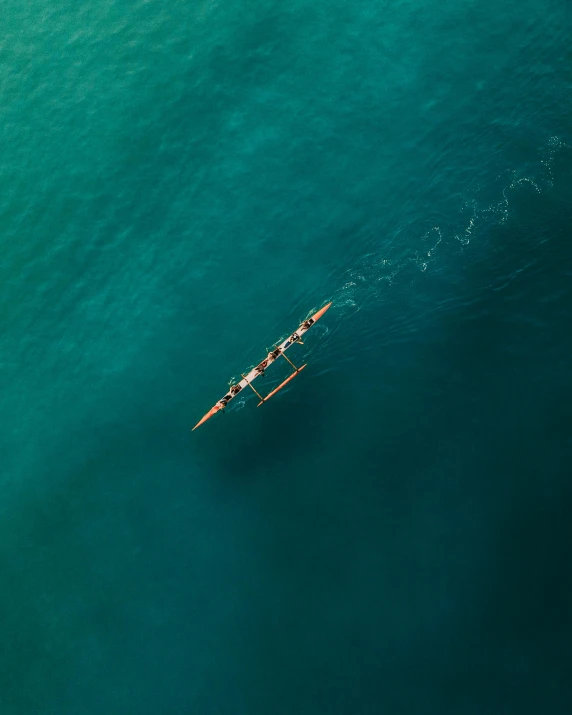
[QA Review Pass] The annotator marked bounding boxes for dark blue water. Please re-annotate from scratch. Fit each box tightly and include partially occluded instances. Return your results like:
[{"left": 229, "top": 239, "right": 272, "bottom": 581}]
[{"left": 1, "top": 1, "right": 571, "bottom": 713}]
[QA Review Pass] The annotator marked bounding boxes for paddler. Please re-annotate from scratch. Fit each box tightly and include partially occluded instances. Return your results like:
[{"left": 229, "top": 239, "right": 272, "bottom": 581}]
[{"left": 256, "top": 359, "right": 268, "bottom": 376}]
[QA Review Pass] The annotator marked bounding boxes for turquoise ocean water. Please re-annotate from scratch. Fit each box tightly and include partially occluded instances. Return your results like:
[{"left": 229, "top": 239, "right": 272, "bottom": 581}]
[{"left": 1, "top": 1, "right": 571, "bottom": 713}]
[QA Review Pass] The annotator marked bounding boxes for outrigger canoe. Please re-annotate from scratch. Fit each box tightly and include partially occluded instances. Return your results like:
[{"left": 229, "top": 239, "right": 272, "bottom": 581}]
[{"left": 192, "top": 302, "right": 332, "bottom": 430}]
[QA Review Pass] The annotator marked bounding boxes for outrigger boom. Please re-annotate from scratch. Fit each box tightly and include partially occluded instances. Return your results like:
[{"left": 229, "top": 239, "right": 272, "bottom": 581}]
[{"left": 192, "top": 302, "right": 332, "bottom": 430}]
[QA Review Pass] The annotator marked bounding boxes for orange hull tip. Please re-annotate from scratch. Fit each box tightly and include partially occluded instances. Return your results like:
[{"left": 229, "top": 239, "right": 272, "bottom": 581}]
[
  {"left": 192, "top": 406, "right": 219, "bottom": 431},
  {"left": 310, "top": 302, "right": 333, "bottom": 322}
]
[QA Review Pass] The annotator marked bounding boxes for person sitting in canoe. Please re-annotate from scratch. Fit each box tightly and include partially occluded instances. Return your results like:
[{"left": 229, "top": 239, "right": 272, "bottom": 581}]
[
  {"left": 217, "top": 394, "right": 231, "bottom": 410},
  {"left": 302, "top": 318, "right": 313, "bottom": 330},
  {"left": 255, "top": 359, "right": 268, "bottom": 376},
  {"left": 290, "top": 332, "right": 303, "bottom": 344},
  {"left": 230, "top": 384, "right": 242, "bottom": 396}
]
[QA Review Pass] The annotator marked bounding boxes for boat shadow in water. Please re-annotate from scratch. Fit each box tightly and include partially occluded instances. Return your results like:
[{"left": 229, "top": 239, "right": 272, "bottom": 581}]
[{"left": 197, "top": 371, "right": 333, "bottom": 484}]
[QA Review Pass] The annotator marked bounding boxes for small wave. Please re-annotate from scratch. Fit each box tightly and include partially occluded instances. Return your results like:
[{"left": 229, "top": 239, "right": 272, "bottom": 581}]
[
  {"left": 233, "top": 397, "right": 246, "bottom": 411},
  {"left": 295, "top": 134, "right": 570, "bottom": 374}
]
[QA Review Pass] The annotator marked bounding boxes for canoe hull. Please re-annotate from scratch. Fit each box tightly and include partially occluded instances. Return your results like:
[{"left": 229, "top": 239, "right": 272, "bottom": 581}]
[{"left": 193, "top": 302, "right": 332, "bottom": 429}]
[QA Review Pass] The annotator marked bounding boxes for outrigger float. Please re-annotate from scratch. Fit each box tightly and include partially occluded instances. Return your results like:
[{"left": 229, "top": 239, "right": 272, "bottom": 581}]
[{"left": 192, "top": 302, "right": 332, "bottom": 431}]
